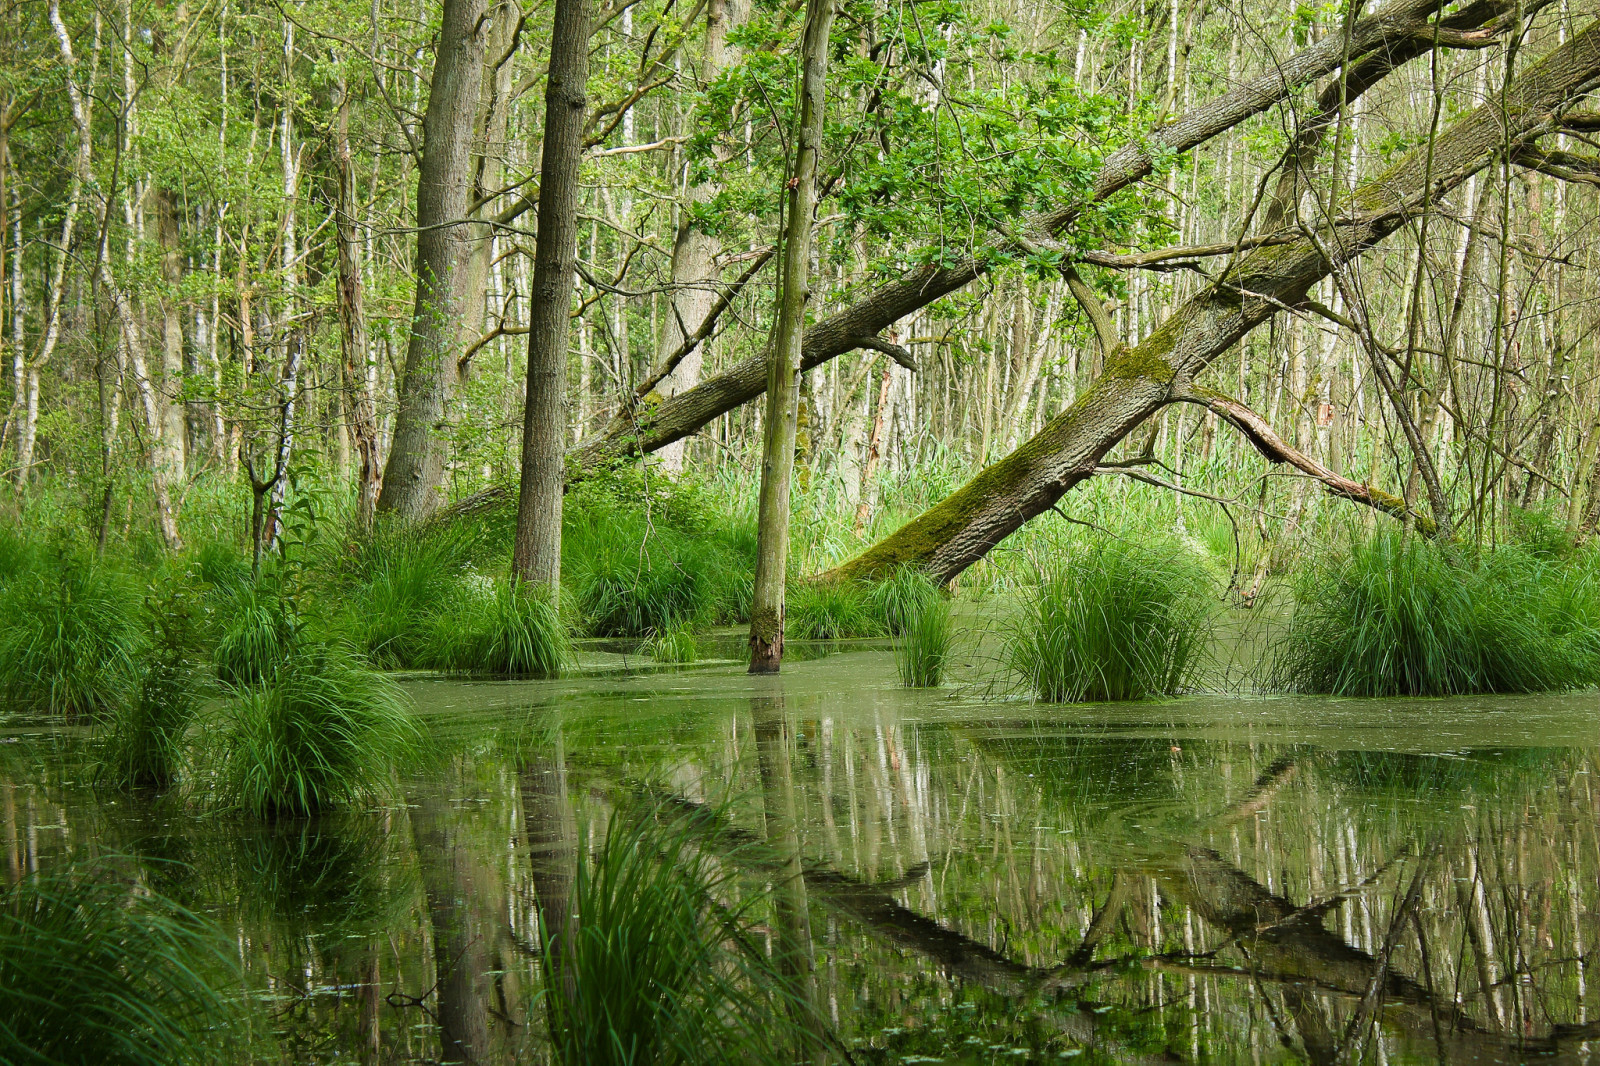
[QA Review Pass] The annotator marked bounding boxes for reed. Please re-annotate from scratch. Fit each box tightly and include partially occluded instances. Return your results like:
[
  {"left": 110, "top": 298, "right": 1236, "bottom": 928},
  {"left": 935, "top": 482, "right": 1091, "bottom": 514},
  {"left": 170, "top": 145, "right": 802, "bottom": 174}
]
[
  {"left": 218, "top": 646, "right": 419, "bottom": 818},
  {"left": 540, "top": 799, "right": 812, "bottom": 1066},
  {"left": 335, "top": 524, "right": 478, "bottom": 669},
  {"left": 786, "top": 579, "right": 883, "bottom": 640},
  {"left": 0, "top": 865, "right": 238, "bottom": 1065},
  {"left": 643, "top": 622, "right": 699, "bottom": 664},
  {"left": 894, "top": 574, "right": 953, "bottom": 687},
  {"left": 1007, "top": 537, "right": 1213, "bottom": 702},
  {"left": 0, "top": 557, "right": 143, "bottom": 719},
  {"left": 1267, "top": 532, "right": 1600, "bottom": 696},
  {"left": 212, "top": 579, "right": 298, "bottom": 687},
  {"left": 434, "top": 577, "right": 571, "bottom": 679}
]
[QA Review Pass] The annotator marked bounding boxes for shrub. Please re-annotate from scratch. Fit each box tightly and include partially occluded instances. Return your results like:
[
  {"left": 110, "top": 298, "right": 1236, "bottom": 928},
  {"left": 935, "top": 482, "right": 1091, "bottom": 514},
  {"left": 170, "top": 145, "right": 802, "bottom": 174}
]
[
  {"left": 894, "top": 576, "right": 953, "bottom": 687},
  {"left": 0, "top": 557, "right": 143, "bottom": 719},
  {"left": 540, "top": 800, "right": 814, "bottom": 1066},
  {"left": 218, "top": 646, "right": 419, "bottom": 818},
  {"left": 1007, "top": 537, "right": 1213, "bottom": 702},
  {"left": 786, "top": 580, "right": 883, "bottom": 640},
  {"left": 434, "top": 578, "right": 570, "bottom": 679},
  {"left": 0, "top": 865, "right": 237, "bottom": 1065},
  {"left": 1267, "top": 533, "right": 1600, "bottom": 696}
]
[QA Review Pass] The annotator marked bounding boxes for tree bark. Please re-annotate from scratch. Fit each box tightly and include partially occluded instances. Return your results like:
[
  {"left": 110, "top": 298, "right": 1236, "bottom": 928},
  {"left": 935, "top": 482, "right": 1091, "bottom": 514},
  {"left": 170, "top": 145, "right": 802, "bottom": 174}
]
[
  {"left": 333, "top": 81, "right": 383, "bottom": 529},
  {"left": 512, "top": 0, "right": 591, "bottom": 590},
  {"left": 748, "top": 0, "right": 834, "bottom": 673},
  {"left": 826, "top": 20, "right": 1600, "bottom": 584},
  {"left": 376, "top": 0, "right": 488, "bottom": 520},
  {"left": 153, "top": 186, "right": 189, "bottom": 481}
]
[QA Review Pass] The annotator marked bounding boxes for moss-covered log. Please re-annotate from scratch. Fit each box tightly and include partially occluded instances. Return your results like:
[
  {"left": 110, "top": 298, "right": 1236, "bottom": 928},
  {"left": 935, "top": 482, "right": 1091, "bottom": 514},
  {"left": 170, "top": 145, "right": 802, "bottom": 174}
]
[{"left": 826, "top": 20, "right": 1600, "bottom": 584}]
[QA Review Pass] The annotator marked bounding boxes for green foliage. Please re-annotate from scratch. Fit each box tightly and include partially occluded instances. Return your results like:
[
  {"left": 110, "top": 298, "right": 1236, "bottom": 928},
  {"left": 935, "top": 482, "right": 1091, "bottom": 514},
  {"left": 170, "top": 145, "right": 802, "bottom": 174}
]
[
  {"left": 1267, "top": 533, "right": 1600, "bottom": 697},
  {"left": 435, "top": 578, "right": 571, "bottom": 679},
  {"left": 868, "top": 567, "right": 942, "bottom": 636},
  {"left": 891, "top": 574, "right": 954, "bottom": 687},
  {"left": 541, "top": 799, "right": 813, "bottom": 1066},
  {"left": 1007, "top": 537, "right": 1213, "bottom": 702},
  {"left": 335, "top": 525, "right": 479, "bottom": 669},
  {"left": 98, "top": 592, "right": 205, "bottom": 792},
  {"left": 217, "top": 646, "right": 419, "bottom": 818},
  {"left": 0, "top": 865, "right": 238, "bottom": 1065},
  {"left": 0, "top": 556, "right": 144, "bottom": 719},
  {"left": 786, "top": 580, "right": 884, "bottom": 641}
]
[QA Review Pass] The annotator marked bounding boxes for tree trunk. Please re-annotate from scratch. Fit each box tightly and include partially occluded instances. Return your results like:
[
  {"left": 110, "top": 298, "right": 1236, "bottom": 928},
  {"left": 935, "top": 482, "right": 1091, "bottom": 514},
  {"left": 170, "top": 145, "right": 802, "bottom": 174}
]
[
  {"left": 827, "top": 21, "right": 1600, "bottom": 584},
  {"left": 153, "top": 187, "right": 189, "bottom": 482},
  {"left": 333, "top": 82, "right": 382, "bottom": 529},
  {"left": 376, "top": 0, "right": 488, "bottom": 520},
  {"left": 747, "top": 0, "right": 834, "bottom": 673},
  {"left": 512, "top": 0, "right": 591, "bottom": 591}
]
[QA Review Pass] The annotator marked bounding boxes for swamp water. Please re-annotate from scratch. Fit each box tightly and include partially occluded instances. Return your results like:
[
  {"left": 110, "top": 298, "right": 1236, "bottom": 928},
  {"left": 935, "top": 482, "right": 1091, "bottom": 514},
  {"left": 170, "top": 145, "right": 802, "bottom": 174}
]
[{"left": 3, "top": 644, "right": 1599, "bottom": 1065}]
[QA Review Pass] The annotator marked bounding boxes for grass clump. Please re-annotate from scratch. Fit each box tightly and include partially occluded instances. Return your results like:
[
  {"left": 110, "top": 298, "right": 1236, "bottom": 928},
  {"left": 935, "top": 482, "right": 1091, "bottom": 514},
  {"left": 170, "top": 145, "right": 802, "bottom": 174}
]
[
  {"left": 435, "top": 577, "right": 570, "bottom": 679},
  {"left": 890, "top": 573, "right": 953, "bottom": 687},
  {"left": 334, "top": 525, "right": 478, "bottom": 669},
  {"left": 98, "top": 599, "right": 205, "bottom": 793},
  {"left": 218, "top": 646, "right": 419, "bottom": 818},
  {"left": 213, "top": 579, "right": 298, "bottom": 687},
  {"left": 0, "top": 864, "right": 238, "bottom": 1065},
  {"left": 0, "top": 556, "right": 143, "bottom": 719},
  {"left": 786, "top": 579, "right": 883, "bottom": 640},
  {"left": 1007, "top": 537, "right": 1213, "bottom": 702},
  {"left": 643, "top": 622, "right": 698, "bottom": 664},
  {"left": 540, "top": 800, "right": 813, "bottom": 1066},
  {"left": 1267, "top": 532, "right": 1600, "bottom": 697}
]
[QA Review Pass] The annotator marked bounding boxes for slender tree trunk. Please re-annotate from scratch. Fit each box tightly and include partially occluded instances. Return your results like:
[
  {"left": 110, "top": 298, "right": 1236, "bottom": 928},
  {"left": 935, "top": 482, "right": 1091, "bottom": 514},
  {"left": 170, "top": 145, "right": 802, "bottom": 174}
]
[
  {"left": 333, "top": 81, "right": 382, "bottom": 528},
  {"left": 153, "top": 186, "right": 189, "bottom": 481},
  {"left": 512, "top": 0, "right": 591, "bottom": 591},
  {"left": 747, "top": 0, "right": 834, "bottom": 673},
  {"left": 376, "top": 0, "right": 488, "bottom": 520}
]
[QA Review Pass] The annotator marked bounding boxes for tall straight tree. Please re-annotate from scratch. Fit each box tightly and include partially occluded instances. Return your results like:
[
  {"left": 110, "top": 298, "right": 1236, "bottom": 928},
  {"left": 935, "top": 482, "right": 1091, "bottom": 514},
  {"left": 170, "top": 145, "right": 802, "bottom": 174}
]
[
  {"left": 375, "top": 0, "right": 487, "bottom": 520},
  {"left": 747, "top": 0, "right": 835, "bottom": 673},
  {"left": 512, "top": 0, "right": 591, "bottom": 591}
]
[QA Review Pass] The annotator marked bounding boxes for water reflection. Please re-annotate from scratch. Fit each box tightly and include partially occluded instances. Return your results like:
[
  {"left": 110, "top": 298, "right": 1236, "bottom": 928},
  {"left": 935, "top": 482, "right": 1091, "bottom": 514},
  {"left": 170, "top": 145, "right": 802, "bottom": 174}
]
[{"left": 4, "top": 656, "right": 1599, "bottom": 1063}]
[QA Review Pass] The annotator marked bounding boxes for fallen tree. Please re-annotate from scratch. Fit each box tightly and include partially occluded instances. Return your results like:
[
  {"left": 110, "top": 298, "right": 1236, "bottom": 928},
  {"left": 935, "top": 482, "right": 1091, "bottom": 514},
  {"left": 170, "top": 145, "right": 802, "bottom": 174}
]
[{"left": 825, "top": 16, "right": 1600, "bottom": 584}]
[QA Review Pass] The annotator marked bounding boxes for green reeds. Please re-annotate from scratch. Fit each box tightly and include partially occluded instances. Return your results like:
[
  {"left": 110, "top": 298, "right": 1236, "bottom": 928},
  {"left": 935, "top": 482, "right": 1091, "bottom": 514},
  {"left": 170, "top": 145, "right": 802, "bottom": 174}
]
[
  {"left": 218, "top": 646, "right": 419, "bottom": 818},
  {"left": 540, "top": 800, "right": 811, "bottom": 1066},
  {"left": 435, "top": 577, "right": 570, "bottom": 679},
  {"left": 0, "top": 865, "right": 238, "bottom": 1065},
  {"left": 99, "top": 591, "right": 206, "bottom": 792},
  {"left": 643, "top": 622, "right": 698, "bottom": 664},
  {"left": 891, "top": 573, "right": 953, "bottom": 687},
  {"left": 336, "top": 525, "right": 478, "bottom": 669},
  {"left": 0, "top": 557, "right": 143, "bottom": 718},
  {"left": 1007, "top": 537, "right": 1213, "bottom": 702},
  {"left": 1267, "top": 532, "right": 1600, "bottom": 696},
  {"left": 213, "top": 580, "right": 298, "bottom": 687},
  {"left": 786, "top": 579, "right": 883, "bottom": 640}
]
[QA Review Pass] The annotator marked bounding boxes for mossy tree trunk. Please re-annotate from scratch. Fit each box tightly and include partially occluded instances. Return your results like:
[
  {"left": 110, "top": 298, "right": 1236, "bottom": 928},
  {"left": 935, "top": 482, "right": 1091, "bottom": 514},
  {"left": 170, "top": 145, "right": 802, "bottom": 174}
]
[
  {"left": 747, "top": 0, "right": 834, "bottom": 673},
  {"left": 375, "top": 0, "right": 487, "bottom": 521},
  {"left": 513, "top": 0, "right": 591, "bottom": 592},
  {"left": 827, "top": 20, "right": 1600, "bottom": 584}
]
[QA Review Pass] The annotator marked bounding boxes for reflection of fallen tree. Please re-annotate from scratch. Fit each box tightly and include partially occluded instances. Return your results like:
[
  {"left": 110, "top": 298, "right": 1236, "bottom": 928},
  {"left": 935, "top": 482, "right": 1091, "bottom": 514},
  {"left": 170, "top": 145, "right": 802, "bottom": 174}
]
[{"left": 647, "top": 790, "right": 1182, "bottom": 1064}]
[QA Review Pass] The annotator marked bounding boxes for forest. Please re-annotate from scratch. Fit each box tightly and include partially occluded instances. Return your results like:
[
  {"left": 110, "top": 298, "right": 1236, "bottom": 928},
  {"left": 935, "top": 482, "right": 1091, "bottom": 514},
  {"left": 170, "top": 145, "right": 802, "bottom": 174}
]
[{"left": 5, "top": 0, "right": 1600, "bottom": 1061}]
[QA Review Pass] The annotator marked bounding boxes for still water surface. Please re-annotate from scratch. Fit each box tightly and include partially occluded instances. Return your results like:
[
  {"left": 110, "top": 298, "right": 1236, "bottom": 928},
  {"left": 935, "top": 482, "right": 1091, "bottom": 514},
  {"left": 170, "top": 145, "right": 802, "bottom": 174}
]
[{"left": 3, "top": 644, "right": 1598, "bottom": 1064}]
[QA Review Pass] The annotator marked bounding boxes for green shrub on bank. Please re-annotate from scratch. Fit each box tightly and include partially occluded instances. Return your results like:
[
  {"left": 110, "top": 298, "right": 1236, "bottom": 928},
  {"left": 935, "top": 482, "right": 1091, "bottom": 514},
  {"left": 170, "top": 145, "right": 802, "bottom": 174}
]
[
  {"left": 0, "top": 557, "right": 143, "bottom": 718},
  {"left": 892, "top": 573, "right": 953, "bottom": 687},
  {"left": 0, "top": 865, "right": 238, "bottom": 1065},
  {"left": 218, "top": 646, "right": 418, "bottom": 818},
  {"left": 434, "top": 578, "right": 570, "bottom": 679},
  {"left": 1008, "top": 537, "right": 1213, "bottom": 702},
  {"left": 1267, "top": 533, "right": 1600, "bottom": 696},
  {"left": 540, "top": 800, "right": 815, "bottom": 1066}
]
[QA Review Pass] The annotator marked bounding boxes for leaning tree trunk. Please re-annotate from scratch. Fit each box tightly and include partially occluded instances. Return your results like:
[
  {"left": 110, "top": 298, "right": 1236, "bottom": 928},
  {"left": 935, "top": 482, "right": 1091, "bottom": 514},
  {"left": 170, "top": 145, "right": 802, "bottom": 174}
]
[
  {"left": 825, "top": 18, "right": 1600, "bottom": 585},
  {"left": 512, "top": 0, "right": 591, "bottom": 591},
  {"left": 375, "top": 0, "right": 488, "bottom": 520},
  {"left": 747, "top": 0, "right": 834, "bottom": 673}
]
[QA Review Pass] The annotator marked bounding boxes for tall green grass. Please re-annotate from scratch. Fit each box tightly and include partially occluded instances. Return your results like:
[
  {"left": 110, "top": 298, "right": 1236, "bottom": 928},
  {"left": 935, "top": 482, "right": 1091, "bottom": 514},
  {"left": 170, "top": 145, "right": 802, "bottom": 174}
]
[
  {"left": 786, "top": 579, "right": 883, "bottom": 640},
  {"left": 433, "top": 577, "right": 570, "bottom": 679},
  {"left": 0, "top": 865, "right": 238, "bottom": 1064},
  {"left": 331, "top": 524, "right": 480, "bottom": 669},
  {"left": 0, "top": 557, "right": 144, "bottom": 719},
  {"left": 890, "top": 572, "right": 953, "bottom": 687},
  {"left": 218, "top": 646, "right": 419, "bottom": 818},
  {"left": 1267, "top": 533, "right": 1600, "bottom": 696},
  {"left": 540, "top": 800, "right": 813, "bottom": 1066},
  {"left": 1007, "top": 537, "right": 1213, "bottom": 702},
  {"left": 212, "top": 579, "right": 298, "bottom": 687}
]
